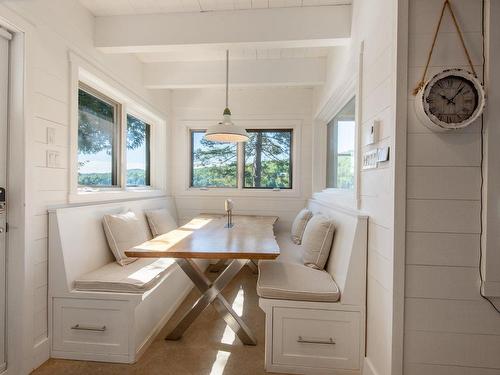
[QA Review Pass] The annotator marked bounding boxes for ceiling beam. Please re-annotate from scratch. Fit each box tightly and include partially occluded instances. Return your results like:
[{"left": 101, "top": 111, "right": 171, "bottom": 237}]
[
  {"left": 95, "top": 5, "right": 351, "bottom": 53},
  {"left": 143, "top": 58, "right": 326, "bottom": 89}
]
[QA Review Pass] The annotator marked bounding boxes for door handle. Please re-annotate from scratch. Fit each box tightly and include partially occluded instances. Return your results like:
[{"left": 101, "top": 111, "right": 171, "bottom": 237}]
[
  {"left": 297, "top": 336, "right": 336, "bottom": 345},
  {"left": 71, "top": 324, "right": 106, "bottom": 332}
]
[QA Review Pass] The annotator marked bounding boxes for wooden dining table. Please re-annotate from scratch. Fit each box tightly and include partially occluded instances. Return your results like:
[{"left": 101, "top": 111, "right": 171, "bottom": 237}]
[{"left": 125, "top": 214, "right": 280, "bottom": 346}]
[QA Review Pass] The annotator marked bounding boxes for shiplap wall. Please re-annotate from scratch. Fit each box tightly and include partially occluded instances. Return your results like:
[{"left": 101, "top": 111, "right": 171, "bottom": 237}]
[
  {"left": 2, "top": 0, "right": 169, "bottom": 370},
  {"left": 355, "top": 1, "right": 397, "bottom": 374},
  {"left": 313, "top": 0, "right": 399, "bottom": 374},
  {"left": 170, "top": 87, "right": 313, "bottom": 229},
  {"left": 404, "top": 1, "right": 500, "bottom": 374}
]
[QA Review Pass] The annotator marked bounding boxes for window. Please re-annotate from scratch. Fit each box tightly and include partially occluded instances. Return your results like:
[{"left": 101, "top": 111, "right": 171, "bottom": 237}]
[
  {"left": 78, "top": 86, "right": 120, "bottom": 187},
  {"left": 77, "top": 83, "right": 154, "bottom": 189},
  {"left": 190, "top": 130, "right": 238, "bottom": 188},
  {"left": 126, "top": 114, "right": 150, "bottom": 186},
  {"left": 326, "top": 98, "right": 355, "bottom": 190},
  {"left": 244, "top": 129, "right": 293, "bottom": 189},
  {"left": 189, "top": 128, "right": 294, "bottom": 190}
]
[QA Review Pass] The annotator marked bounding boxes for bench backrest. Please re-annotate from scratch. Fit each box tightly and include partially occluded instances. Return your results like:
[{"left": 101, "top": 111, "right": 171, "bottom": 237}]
[
  {"left": 307, "top": 198, "right": 368, "bottom": 306},
  {"left": 48, "top": 196, "right": 177, "bottom": 294}
]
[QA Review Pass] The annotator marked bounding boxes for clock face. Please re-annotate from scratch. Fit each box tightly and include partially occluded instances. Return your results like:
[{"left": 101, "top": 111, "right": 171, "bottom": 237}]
[{"left": 426, "top": 75, "right": 479, "bottom": 124}]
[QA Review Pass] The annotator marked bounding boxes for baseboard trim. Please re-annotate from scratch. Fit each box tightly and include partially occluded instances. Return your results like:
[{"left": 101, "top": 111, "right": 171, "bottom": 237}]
[
  {"left": 32, "top": 338, "right": 50, "bottom": 371},
  {"left": 363, "top": 358, "right": 380, "bottom": 375}
]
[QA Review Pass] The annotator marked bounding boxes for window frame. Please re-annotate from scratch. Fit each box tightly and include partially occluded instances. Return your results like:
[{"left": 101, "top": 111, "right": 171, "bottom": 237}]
[
  {"left": 69, "top": 51, "right": 167, "bottom": 203},
  {"left": 125, "top": 113, "right": 152, "bottom": 188},
  {"left": 182, "top": 120, "right": 301, "bottom": 197},
  {"left": 242, "top": 128, "right": 294, "bottom": 190},
  {"left": 77, "top": 82, "right": 122, "bottom": 188},
  {"left": 326, "top": 101, "right": 356, "bottom": 190},
  {"left": 189, "top": 129, "right": 239, "bottom": 189}
]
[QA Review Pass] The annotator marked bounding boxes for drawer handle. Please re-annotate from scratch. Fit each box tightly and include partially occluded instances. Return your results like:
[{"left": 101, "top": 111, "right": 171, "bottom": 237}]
[
  {"left": 297, "top": 336, "right": 335, "bottom": 345},
  {"left": 71, "top": 324, "right": 106, "bottom": 332}
]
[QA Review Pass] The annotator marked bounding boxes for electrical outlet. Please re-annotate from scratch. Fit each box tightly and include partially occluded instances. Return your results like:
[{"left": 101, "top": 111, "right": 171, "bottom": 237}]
[
  {"left": 47, "top": 127, "right": 56, "bottom": 145},
  {"left": 46, "top": 150, "right": 60, "bottom": 168}
]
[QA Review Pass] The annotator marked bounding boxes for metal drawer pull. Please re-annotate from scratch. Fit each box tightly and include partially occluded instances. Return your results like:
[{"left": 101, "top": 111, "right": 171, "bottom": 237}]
[
  {"left": 297, "top": 336, "right": 335, "bottom": 345},
  {"left": 71, "top": 324, "right": 106, "bottom": 332}
]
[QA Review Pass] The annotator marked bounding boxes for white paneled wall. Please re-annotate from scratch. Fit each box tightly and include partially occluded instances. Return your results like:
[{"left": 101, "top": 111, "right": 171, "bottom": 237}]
[
  {"left": 404, "top": 1, "right": 500, "bottom": 374},
  {"left": 2, "top": 0, "right": 169, "bottom": 371},
  {"left": 313, "top": 0, "right": 399, "bottom": 374},
  {"left": 171, "top": 87, "right": 313, "bottom": 229}
]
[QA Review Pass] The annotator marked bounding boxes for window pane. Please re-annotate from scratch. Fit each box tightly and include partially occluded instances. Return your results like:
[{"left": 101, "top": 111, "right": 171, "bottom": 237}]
[
  {"left": 326, "top": 97, "right": 355, "bottom": 189},
  {"left": 78, "top": 88, "right": 117, "bottom": 186},
  {"left": 191, "top": 131, "right": 237, "bottom": 188},
  {"left": 244, "top": 130, "right": 292, "bottom": 189},
  {"left": 126, "top": 114, "right": 150, "bottom": 186}
]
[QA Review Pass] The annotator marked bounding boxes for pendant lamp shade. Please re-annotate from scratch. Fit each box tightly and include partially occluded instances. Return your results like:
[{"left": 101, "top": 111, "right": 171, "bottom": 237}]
[{"left": 204, "top": 51, "right": 249, "bottom": 143}]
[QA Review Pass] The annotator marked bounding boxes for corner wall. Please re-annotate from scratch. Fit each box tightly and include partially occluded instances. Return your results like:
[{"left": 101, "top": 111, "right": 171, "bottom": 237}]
[
  {"left": 0, "top": 1, "right": 170, "bottom": 372},
  {"left": 313, "top": 0, "right": 402, "bottom": 374},
  {"left": 170, "top": 87, "right": 313, "bottom": 230},
  {"left": 404, "top": 1, "right": 500, "bottom": 374}
]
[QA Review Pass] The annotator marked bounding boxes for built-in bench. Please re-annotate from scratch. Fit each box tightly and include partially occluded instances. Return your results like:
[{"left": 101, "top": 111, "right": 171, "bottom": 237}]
[
  {"left": 48, "top": 197, "right": 204, "bottom": 364},
  {"left": 258, "top": 198, "right": 368, "bottom": 375}
]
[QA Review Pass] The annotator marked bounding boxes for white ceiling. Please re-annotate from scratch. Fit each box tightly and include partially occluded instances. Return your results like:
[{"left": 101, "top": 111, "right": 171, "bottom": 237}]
[
  {"left": 81, "top": 0, "right": 351, "bottom": 87},
  {"left": 80, "top": 0, "right": 351, "bottom": 16}
]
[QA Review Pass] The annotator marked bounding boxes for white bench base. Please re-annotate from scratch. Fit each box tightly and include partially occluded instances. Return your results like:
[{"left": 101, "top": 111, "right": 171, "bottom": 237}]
[
  {"left": 48, "top": 197, "right": 207, "bottom": 364},
  {"left": 259, "top": 299, "right": 364, "bottom": 375},
  {"left": 49, "top": 259, "right": 202, "bottom": 364},
  {"left": 258, "top": 199, "right": 368, "bottom": 375}
]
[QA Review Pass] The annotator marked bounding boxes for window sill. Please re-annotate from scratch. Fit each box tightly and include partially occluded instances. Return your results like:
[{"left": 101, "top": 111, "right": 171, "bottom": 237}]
[
  {"left": 180, "top": 187, "right": 302, "bottom": 199},
  {"left": 69, "top": 188, "right": 166, "bottom": 204}
]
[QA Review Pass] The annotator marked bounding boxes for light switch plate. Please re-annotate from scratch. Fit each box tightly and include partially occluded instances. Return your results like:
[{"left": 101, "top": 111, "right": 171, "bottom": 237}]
[
  {"left": 362, "top": 149, "right": 378, "bottom": 170},
  {"left": 47, "top": 127, "right": 56, "bottom": 145},
  {"left": 366, "top": 120, "right": 379, "bottom": 145},
  {"left": 377, "top": 146, "right": 390, "bottom": 162},
  {"left": 47, "top": 150, "right": 60, "bottom": 168}
]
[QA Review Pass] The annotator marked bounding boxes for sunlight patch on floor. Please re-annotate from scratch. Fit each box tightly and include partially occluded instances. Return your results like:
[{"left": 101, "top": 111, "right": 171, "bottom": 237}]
[
  {"left": 208, "top": 350, "right": 231, "bottom": 375},
  {"left": 221, "top": 285, "right": 245, "bottom": 345}
]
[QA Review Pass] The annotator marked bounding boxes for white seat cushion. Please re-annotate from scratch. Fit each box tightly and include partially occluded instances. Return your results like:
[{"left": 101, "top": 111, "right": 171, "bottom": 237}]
[
  {"left": 257, "top": 260, "right": 340, "bottom": 302},
  {"left": 103, "top": 210, "right": 152, "bottom": 266},
  {"left": 275, "top": 232, "right": 303, "bottom": 265},
  {"left": 290, "top": 208, "right": 313, "bottom": 244},
  {"left": 145, "top": 208, "right": 178, "bottom": 237},
  {"left": 302, "top": 215, "right": 336, "bottom": 270},
  {"left": 74, "top": 258, "right": 176, "bottom": 293}
]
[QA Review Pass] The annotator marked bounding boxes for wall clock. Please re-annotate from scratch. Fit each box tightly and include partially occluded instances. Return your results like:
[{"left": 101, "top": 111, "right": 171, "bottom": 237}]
[{"left": 415, "top": 68, "right": 486, "bottom": 132}]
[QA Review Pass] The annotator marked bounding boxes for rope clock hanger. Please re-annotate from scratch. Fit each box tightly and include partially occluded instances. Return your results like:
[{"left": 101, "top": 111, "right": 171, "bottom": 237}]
[{"left": 413, "top": 0, "right": 486, "bottom": 132}]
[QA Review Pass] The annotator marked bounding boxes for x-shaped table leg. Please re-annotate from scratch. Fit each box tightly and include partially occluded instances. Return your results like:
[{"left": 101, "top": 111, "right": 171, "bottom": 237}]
[{"left": 165, "top": 258, "right": 257, "bottom": 345}]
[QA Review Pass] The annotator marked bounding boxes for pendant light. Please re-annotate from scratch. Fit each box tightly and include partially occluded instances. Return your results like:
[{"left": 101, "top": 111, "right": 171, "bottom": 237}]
[{"left": 204, "top": 50, "right": 249, "bottom": 143}]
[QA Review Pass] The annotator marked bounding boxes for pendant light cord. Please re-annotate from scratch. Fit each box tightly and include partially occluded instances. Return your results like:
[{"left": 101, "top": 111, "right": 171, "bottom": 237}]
[{"left": 225, "top": 50, "right": 229, "bottom": 108}]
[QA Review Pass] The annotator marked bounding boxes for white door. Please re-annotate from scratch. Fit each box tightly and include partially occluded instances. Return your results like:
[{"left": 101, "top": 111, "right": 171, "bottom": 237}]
[{"left": 0, "top": 26, "right": 11, "bottom": 372}]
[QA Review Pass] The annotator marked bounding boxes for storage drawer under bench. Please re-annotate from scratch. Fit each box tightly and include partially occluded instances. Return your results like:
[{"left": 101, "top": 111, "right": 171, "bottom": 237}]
[
  {"left": 272, "top": 307, "right": 361, "bottom": 371},
  {"left": 52, "top": 298, "right": 130, "bottom": 358}
]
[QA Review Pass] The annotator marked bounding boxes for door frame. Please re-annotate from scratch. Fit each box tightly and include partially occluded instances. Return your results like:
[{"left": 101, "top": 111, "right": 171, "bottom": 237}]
[{"left": 0, "top": 6, "right": 32, "bottom": 375}]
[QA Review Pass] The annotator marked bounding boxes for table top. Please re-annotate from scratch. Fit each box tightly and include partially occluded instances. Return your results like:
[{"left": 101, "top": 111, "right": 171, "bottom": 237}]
[{"left": 125, "top": 214, "right": 280, "bottom": 260}]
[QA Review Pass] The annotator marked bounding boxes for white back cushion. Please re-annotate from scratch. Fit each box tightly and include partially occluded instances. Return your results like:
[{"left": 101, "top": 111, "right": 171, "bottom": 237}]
[
  {"left": 145, "top": 208, "right": 178, "bottom": 237},
  {"left": 103, "top": 211, "right": 152, "bottom": 266},
  {"left": 290, "top": 208, "right": 313, "bottom": 244},
  {"left": 307, "top": 199, "right": 367, "bottom": 302},
  {"left": 302, "top": 215, "right": 336, "bottom": 270}
]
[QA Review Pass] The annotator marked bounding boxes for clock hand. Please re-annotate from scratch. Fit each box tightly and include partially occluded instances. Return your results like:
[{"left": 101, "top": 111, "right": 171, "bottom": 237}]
[{"left": 449, "top": 86, "right": 464, "bottom": 104}]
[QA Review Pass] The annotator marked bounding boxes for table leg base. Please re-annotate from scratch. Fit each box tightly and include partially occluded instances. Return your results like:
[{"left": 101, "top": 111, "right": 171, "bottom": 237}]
[{"left": 165, "top": 258, "right": 257, "bottom": 345}]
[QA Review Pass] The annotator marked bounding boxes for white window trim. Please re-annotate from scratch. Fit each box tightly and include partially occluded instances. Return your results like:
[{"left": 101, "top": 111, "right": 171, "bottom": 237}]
[
  {"left": 68, "top": 51, "right": 167, "bottom": 203},
  {"left": 181, "top": 119, "right": 303, "bottom": 198},
  {"left": 314, "top": 42, "right": 364, "bottom": 210}
]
